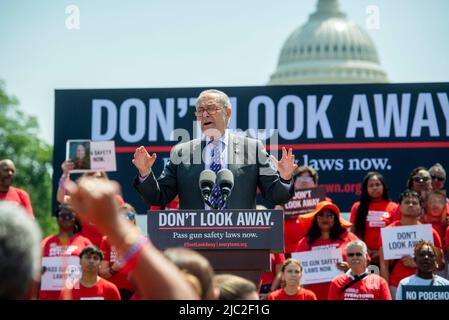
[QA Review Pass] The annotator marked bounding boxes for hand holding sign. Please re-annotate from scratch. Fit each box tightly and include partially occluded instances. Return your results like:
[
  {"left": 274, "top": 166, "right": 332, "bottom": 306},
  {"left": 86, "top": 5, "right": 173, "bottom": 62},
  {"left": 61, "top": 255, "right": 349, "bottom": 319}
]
[{"left": 133, "top": 146, "right": 157, "bottom": 177}]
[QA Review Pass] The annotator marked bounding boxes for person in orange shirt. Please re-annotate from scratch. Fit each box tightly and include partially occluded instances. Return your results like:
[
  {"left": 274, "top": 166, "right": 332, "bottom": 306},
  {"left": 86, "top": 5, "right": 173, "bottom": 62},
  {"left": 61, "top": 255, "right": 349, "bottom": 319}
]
[
  {"left": 294, "top": 201, "right": 359, "bottom": 300},
  {"left": 267, "top": 258, "right": 316, "bottom": 300},
  {"left": 350, "top": 172, "right": 398, "bottom": 265}
]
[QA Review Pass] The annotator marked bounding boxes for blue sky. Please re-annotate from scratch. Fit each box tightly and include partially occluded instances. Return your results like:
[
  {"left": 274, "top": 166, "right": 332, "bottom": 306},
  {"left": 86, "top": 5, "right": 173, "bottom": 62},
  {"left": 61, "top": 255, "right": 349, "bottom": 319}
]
[{"left": 1, "top": 0, "right": 448, "bottom": 144}]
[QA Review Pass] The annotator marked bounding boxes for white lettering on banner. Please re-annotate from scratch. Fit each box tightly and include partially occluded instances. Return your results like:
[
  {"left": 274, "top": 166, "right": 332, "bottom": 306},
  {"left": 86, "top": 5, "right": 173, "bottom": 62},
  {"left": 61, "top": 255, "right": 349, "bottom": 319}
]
[
  {"left": 374, "top": 93, "right": 410, "bottom": 137},
  {"left": 346, "top": 95, "right": 375, "bottom": 138},
  {"left": 149, "top": 98, "right": 175, "bottom": 141},
  {"left": 411, "top": 93, "right": 439, "bottom": 137},
  {"left": 346, "top": 93, "right": 448, "bottom": 138},
  {"left": 91, "top": 92, "right": 449, "bottom": 142},
  {"left": 159, "top": 212, "right": 197, "bottom": 227},
  {"left": 120, "top": 98, "right": 146, "bottom": 142},
  {"left": 307, "top": 95, "right": 333, "bottom": 138},
  {"left": 302, "top": 154, "right": 344, "bottom": 171},
  {"left": 278, "top": 95, "right": 304, "bottom": 139}
]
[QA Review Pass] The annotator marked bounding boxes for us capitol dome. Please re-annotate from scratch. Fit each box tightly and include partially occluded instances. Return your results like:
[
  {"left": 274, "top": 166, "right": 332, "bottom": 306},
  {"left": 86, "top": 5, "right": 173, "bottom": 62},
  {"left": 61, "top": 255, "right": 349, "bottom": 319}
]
[{"left": 269, "top": 0, "right": 388, "bottom": 84}]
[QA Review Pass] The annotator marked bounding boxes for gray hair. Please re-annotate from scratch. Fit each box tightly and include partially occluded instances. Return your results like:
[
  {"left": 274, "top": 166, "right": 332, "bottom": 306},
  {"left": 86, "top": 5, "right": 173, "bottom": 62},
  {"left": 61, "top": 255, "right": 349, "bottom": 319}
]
[
  {"left": 196, "top": 89, "right": 232, "bottom": 109},
  {"left": 346, "top": 240, "right": 368, "bottom": 256},
  {"left": 429, "top": 163, "right": 446, "bottom": 178},
  {"left": 0, "top": 202, "right": 42, "bottom": 299}
]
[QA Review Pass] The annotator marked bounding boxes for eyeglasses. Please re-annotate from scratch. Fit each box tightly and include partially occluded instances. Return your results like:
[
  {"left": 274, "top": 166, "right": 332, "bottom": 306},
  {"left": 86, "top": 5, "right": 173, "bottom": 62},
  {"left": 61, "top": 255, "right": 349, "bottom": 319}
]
[
  {"left": 431, "top": 175, "right": 445, "bottom": 182},
  {"left": 194, "top": 106, "right": 223, "bottom": 117},
  {"left": 412, "top": 176, "right": 430, "bottom": 183},
  {"left": 317, "top": 212, "right": 334, "bottom": 219},
  {"left": 296, "top": 176, "right": 313, "bottom": 183},
  {"left": 347, "top": 252, "right": 363, "bottom": 257}
]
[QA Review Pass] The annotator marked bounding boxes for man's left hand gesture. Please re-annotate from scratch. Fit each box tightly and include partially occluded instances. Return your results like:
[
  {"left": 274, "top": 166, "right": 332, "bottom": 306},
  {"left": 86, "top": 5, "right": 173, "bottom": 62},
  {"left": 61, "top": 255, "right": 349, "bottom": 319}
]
[{"left": 270, "top": 146, "right": 297, "bottom": 181}]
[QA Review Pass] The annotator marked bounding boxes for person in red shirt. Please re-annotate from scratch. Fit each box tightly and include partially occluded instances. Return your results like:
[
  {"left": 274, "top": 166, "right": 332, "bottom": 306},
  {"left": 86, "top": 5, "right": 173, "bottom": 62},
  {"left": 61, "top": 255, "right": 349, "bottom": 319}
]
[
  {"left": 350, "top": 172, "right": 398, "bottom": 265},
  {"left": 294, "top": 201, "right": 358, "bottom": 300},
  {"left": 379, "top": 189, "right": 443, "bottom": 299},
  {"left": 60, "top": 245, "right": 120, "bottom": 300},
  {"left": 40, "top": 204, "right": 92, "bottom": 300},
  {"left": 275, "top": 166, "right": 331, "bottom": 255},
  {"left": 0, "top": 159, "right": 34, "bottom": 218},
  {"left": 258, "top": 253, "right": 285, "bottom": 300},
  {"left": 328, "top": 240, "right": 391, "bottom": 300},
  {"left": 57, "top": 160, "right": 125, "bottom": 247},
  {"left": 267, "top": 258, "right": 316, "bottom": 300},
  {"left": 99, "top": 203, "right": 137, "bottom": 300}
]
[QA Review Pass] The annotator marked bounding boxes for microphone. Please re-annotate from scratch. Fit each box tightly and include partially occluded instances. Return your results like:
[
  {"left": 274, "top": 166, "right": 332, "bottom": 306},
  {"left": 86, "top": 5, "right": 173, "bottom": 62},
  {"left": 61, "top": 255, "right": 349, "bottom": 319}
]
[
  {"left": 199, "top": 169, "right": 216, "bottom": 208},
  {"left": 216, "top": 169, "right": 234, "bottom": 209}
]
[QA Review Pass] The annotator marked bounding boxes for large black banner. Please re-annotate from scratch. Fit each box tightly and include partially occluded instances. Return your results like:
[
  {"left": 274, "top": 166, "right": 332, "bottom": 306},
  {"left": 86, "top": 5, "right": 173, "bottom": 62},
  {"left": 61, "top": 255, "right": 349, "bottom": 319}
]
[{"left": 53, "top": 83, "right": 449, "bottom": 215}]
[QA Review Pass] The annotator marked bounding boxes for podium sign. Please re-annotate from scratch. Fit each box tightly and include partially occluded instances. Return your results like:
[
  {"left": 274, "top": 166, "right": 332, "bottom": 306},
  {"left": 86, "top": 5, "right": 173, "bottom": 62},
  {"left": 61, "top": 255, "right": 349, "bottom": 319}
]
[{"left": 147, "top": 209, "right": 284, "bottom": 252}]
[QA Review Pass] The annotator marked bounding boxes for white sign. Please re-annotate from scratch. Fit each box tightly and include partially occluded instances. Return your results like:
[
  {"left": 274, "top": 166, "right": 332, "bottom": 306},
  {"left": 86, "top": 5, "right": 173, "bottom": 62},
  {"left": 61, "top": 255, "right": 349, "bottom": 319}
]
[
  {"left": 66, "top": 140, "right": 116, "bottom": 173},
  {"left": 292, "top": 248, "right": 343, "bottom": 285},
  {"left": 381, "top": 224, "right": 434, "bottom": 260},
  {"left": 41, "top": 256, "right": 81, "bottom": 291}
]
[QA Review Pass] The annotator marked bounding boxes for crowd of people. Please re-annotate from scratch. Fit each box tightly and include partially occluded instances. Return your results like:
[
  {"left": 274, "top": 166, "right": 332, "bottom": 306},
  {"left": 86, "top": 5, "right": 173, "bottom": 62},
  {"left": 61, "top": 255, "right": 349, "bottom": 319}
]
[{"left": 0, "top": 89, "right": 448, "bottom": 301}]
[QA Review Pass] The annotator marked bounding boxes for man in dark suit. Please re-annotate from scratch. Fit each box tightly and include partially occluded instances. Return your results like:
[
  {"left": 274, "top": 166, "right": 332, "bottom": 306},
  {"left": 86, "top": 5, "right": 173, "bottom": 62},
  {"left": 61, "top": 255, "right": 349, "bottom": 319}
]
[{"left": 133, "top": 89, "right": 297, "bottom": 209}]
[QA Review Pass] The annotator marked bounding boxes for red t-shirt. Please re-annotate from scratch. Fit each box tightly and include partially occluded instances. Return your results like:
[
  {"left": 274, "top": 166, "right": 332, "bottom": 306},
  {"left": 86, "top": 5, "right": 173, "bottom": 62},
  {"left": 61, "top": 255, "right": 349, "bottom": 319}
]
[
  {"left": 350, "top": 200, "right": 398, "bottom": 251},
  {"left": 328, "top": 273, "right": 391, "bottom": 300},
  {"left": 0, "top": 186, "right": 34, "bottom": 219},
  {"left": 79, "top": 223, "right": 104, "bottom": 248},
  {"left": 445, "top": 225, "right": 449, "bottom": 252},
  {"left": 100, "top": 237, "right": 135, "bottom": 292},
  {"left": 294, "top": 231, "right": 359, "bottom": 300},
  {"left": 258, "top": 253, "right": 285, "bottom": 292},
  {"left": 39, "top": 234, "right": 92, "bottom": 300},
  {"left": 267, "top": 286, "right": 317, "bottom": 300},
  {"left": 60, "top": 277, "right": 121, "bottom": 300},
  {"left": 379, "top": 220, "right": 443, "bottom": 287}
]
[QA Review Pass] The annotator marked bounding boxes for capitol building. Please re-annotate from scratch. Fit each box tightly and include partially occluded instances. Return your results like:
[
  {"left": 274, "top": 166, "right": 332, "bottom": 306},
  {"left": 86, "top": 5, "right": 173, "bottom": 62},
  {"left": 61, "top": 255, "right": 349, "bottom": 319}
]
[{"left": 269, "top": 0, "right": 388, "bottom": 84}]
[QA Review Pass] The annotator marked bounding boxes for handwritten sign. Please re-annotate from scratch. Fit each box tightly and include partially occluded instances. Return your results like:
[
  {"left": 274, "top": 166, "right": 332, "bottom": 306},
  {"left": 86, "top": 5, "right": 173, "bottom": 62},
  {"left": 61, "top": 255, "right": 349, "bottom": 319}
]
[
  {"left": 66, "top": 140, "right": 116, "bottom": 172},
  {"left": 41, "top": 256, "right": 81, "bottom": 291},
  {"left": 381, "top": 224, "right": 433, "bottom": 260},
  {"left": 292, "top": 248, "right": 343, "bottom": 284}
]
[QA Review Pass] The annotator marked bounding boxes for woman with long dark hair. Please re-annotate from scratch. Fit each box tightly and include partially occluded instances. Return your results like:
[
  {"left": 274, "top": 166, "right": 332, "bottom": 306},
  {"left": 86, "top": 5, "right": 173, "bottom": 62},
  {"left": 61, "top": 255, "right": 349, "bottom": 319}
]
[
  {"left": 350, "top": 172, "right": 398, "bottom": 264},
  {"left": 295, "top": 201, "right": 358, "bottom": 300}
]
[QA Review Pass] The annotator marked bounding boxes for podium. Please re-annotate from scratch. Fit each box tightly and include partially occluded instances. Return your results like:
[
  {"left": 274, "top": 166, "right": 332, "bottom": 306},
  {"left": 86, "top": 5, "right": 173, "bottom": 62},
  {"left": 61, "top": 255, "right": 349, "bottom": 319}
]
[{"left": 147, "top": 209, "right": 284, "bottom": 285}]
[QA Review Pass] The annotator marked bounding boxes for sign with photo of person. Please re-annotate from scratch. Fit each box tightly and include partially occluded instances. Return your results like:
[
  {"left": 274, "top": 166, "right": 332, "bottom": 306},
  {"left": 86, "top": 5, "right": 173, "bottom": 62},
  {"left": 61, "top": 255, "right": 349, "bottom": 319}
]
[{"left": 66, "top": 140, "right": 117, "bottom": 173}]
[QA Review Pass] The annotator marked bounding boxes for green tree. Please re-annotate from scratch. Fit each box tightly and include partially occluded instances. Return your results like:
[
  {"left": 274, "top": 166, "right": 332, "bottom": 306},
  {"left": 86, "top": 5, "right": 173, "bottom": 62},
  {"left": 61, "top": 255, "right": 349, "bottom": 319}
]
[{"left": 0, "top": 80, "right": 56, "bottom": 236}]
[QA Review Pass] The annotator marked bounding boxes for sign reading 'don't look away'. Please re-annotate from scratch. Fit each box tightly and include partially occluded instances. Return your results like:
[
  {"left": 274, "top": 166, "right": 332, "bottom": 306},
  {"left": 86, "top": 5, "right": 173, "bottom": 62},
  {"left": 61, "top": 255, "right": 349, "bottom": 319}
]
[
  {"left": 283, "top": 187, "right": 326, "bottom": 219},
  {"left": 147, "top": 209, "right": 284, "bottom": 251},
  {"left": 381, "top": 224, "right": 434, "bottom": 260},
  {"left": 291, "top": 248, "right": 343, "bottom": 285}
]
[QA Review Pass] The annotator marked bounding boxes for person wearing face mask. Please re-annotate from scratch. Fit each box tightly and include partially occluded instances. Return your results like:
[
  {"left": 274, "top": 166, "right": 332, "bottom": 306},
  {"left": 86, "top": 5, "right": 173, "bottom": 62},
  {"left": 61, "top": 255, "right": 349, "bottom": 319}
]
[
  {"left": 132, "top": 89, "right": 296, "bottom": 210},
  {"left": 350, "top": 172, "right": 398, "bottom": 265},
  {"left": 328, "top": 240, "right": 391, "bottom": 300},
  {"left": 379, "top": 190, "right": 443, "bottom": 298},
  {"left": 396, "top": 240, "right": 449, "bottom": 300},
  {"left": 267, "top": 258, "right": 316, "bottom": 300},
  {"left": 39, "top": 203, "right": 92, "bottom": 300}
]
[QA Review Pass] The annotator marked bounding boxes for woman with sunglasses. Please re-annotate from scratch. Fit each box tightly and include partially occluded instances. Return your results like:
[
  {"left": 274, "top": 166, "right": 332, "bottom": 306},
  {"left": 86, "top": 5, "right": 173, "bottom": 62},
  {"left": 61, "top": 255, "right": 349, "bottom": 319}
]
[
  {"left": 39, "top": 203, "right": 92, "bottom": 300},
  {"left": 328, "top": 240, "right": 391, "bottom": 300},
  {"left": 350, "top": 172, "right": 398, "bottom": 265},
  {"left": 99, "top": 203, "right": 138, "bottom": 300},
  {"left": 294, "top": 201, "right": 359, "bottom": 299}
]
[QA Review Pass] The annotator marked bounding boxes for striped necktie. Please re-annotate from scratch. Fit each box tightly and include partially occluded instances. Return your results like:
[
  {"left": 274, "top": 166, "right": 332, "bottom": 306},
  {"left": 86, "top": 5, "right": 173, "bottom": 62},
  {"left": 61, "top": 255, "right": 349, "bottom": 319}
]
[{"left": 209, "top": 140, "right": 223, "bottom": 209}]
